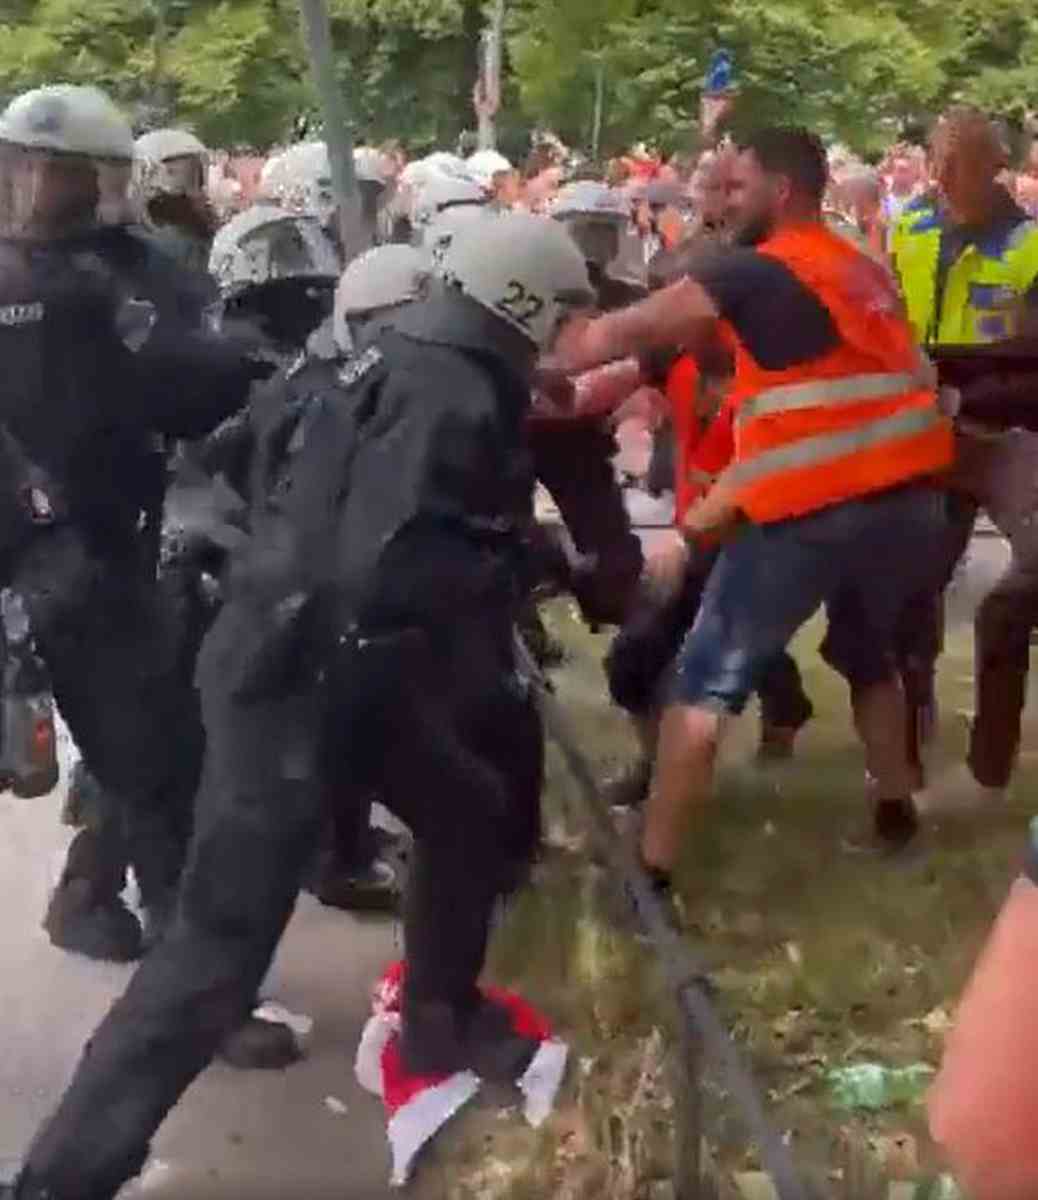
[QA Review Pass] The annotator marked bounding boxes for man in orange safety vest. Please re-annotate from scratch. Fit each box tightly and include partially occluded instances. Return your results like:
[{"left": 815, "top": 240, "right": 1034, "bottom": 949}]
[{"left": 550, "top": 127, "right": 954, "bottom": 885}]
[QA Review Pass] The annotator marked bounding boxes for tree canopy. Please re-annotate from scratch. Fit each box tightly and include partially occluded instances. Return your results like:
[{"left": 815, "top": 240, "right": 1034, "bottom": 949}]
[{"left": 0, "top": 0, "right": 1035, "bottom": 155}]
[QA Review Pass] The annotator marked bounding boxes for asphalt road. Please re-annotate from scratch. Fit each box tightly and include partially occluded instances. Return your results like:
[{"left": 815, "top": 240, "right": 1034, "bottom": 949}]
[{"left": 0, "top": 726, "right": 402, "bottom": 1199}]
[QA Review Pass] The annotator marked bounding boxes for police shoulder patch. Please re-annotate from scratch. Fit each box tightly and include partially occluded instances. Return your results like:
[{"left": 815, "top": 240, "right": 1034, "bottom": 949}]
[
  {"left": 337, "top": 345, "right": 383, "bottom": 389},
  {"left": 0, "top": 302, "right": 44, "bottom": 327}
]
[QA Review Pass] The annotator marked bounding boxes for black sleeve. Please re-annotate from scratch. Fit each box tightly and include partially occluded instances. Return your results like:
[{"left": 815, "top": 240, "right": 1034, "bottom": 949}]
[
  {"left": 127, "top": 328, "right": 270, "bottom": 440},
  {"left": 688, "top": 248, "right": 840, "bottom": 369}
]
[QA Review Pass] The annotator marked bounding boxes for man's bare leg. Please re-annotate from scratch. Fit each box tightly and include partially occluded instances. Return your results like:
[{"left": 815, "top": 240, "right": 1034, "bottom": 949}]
[
  {"left": 641, "top": 703, "right": 723, "bottom": 876},
  {"left": 850, "top": 676, "right": 919, "bottom": 846}
]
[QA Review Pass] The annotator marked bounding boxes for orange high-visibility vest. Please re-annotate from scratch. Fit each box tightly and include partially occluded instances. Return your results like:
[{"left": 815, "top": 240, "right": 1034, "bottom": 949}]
[{"left": 725, "top": 223, "right": 953, "bottom": 524}]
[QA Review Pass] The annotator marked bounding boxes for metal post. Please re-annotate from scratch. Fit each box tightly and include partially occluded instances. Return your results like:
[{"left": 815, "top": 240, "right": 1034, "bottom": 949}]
[
  {"left": 591, "top": 58, "right": 605, "bottom": 162},
  {"left": 477, "top": 0, "right": 505, "bottom": 150},
  {"left": 297, "top": 0, "right": 368, "bottom": 261},
  {"left": 674, "top": 1022, "right": 704, "bottom": 1200}
]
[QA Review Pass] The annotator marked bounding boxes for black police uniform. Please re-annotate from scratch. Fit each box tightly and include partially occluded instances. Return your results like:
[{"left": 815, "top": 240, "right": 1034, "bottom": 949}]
[
  {"left": 527, "top": 263, "right": 645, "bottom": 626},
  {"left": 0, "top": 233, "right": 262, "bottom": 942},
  {"left": 43, "top": 225, "right": 230, "bottom": 959},
  {"left": 13, "top": 287, "right": 546, "bottom": 1200}
]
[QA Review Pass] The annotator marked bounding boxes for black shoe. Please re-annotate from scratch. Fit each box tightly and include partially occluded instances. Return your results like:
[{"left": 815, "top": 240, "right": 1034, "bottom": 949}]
[
  {"left": 315, "top": 858, "right": 400, "bottom": 914},
  {"left": 843, "top": 797, "right": 922, "bottom": 860},
  {"left": 602, "top": 757, "right": 652, "bottom": 812},
  {"left": 463, "top": 999, "right": 539, "bottom": 1084},
  {"left": 218, "top": 1016, "right": 303, "bottom": 1071},
  {"left": 400, "top": 999, "right": 538, "bottom": 1084},
  {"left": 756, "top": 722, "right": 800, "bottom": 765},
  {"left": 43, "top": 880, "right": 143, "bottom": 963}
]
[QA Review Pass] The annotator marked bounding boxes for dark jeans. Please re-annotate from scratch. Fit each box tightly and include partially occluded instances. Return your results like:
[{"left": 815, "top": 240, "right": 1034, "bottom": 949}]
[
  {"left": 19, "top": 591, "right": 542, "bottom": 1199},
  {"left": 529, "top": 422, "right": 644, "bottom": 626}
]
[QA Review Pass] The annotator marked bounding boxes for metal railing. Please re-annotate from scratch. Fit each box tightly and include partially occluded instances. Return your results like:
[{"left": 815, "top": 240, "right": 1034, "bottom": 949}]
[{"left": 516, "top": 635, "right": 817, "bottom": 1200}]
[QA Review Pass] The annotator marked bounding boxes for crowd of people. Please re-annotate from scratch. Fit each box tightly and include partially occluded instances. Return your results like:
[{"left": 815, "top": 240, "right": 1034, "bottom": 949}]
[{"left": 0, "top": 75, "right": 1036, "bottom": 1199}]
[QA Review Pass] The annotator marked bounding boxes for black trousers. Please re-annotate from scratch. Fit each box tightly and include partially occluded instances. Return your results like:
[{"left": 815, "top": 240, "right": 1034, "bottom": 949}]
[
  {"left": 15, "top": 530, "right": 204, "bottom": 909},
  {"left": 529, "top": 423, "right": 644, "bottom": 626},
  {"left": 19, "top": 592, "right": 543, "bottom": 1199}
]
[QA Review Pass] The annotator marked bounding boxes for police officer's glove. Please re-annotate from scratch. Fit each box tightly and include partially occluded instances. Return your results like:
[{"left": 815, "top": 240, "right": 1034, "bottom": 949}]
[{"left": 0, "top": 426, "right": 67, "bottom": 578}]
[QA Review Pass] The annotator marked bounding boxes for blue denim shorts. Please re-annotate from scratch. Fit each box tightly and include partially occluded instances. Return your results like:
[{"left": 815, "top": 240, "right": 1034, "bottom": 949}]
[{"left": 669, "top": 486, "right": 951, "bottom": 714}]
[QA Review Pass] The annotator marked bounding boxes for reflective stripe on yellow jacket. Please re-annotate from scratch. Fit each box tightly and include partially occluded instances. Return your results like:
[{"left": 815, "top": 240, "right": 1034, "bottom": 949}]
[{"left": 891, "top": 194, "right": 1038, "bottom": 345}]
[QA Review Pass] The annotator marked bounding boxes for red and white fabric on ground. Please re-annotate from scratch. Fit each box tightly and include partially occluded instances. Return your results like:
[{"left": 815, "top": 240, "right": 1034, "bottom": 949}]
[{"left": 355, "top": 961, "right": 569, "bottom": 1187}]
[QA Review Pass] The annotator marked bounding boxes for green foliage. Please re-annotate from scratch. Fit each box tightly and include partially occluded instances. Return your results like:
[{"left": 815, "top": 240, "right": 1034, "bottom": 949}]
[
  {"left": 0, "top": 0, "right": 1034, "bottom": 152},
  {"left": 326, "top": 0, "right": 481, "bottom": 152},
  {"left": 166, "top": 1, "right": 308, "bottom": 147}
]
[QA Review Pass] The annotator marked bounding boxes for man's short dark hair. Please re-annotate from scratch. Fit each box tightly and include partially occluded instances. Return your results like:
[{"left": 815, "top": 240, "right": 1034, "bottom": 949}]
[{"left": 740, "top": 127, "right": 828, "bottom": 205}]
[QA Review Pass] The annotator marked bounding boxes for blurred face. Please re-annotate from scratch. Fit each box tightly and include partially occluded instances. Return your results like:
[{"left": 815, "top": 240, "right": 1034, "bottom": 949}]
[
  {"left": 565, "top": 218, "right": 620, "bottom": 268},
  {"left": 493, "top": 168, "right": 522, "bottom": 207},
  {"left": 95, "top": 160, "right": 135, "bottom": 226},
  {"left": 691, "top": 153, "right": 728, "bottom": 228},
  {"left": 931, "top": 118, "right": 1003, "bottom": 225},
  {"left": 890, "top": 158, "right": 915, "bottom": 195},
  {"left": 0, "top": 146, "right": 98, "bottom": 238},
  {"left": 725, "top": 148, "right": 787, "bottom": 246}
]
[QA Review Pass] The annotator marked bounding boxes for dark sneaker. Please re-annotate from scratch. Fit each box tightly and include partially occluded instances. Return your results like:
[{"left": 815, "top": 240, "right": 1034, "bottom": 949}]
[
  {"left": 602, "top": 757, "right": 652, "bottom": 812},
  {"left": 315, "top": 858, "right": 400, "bottom": 914},
  {"left": 42, "top": 880, "right": 142, "bottom": 963},
  {"left": 756, "top": 722, "right": 800, "bottom": 765},
  {"left": 842, "top": 797, "right": 923, "bottom": 860},
  {"left": 219, "top": 1016, "right": 303, "bottom": 1071}
]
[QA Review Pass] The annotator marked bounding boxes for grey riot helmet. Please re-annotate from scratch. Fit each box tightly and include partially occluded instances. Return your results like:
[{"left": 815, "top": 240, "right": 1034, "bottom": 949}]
[
  {"left": 439, "top": 211, "right": 594, "bottom": 351},
  {"left": 134, "top": 128, "right": 208, "bottom": 200},
  {"left": 0, "top": 84, "right": 134, "bottom": 238},
  {"left": 552, "top": 180, "right": 629, "bottom": 269},
  {"left": 411, "top": 173, "right": 487, "bottom": 239},
  {"left": 332, "top": 243, "right": 429, "bottom": 353}
]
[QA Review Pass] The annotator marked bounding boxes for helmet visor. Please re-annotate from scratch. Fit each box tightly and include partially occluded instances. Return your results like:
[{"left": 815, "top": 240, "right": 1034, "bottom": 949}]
[{"left": 0, "top": 143, "right": 98, "bottom": 238}]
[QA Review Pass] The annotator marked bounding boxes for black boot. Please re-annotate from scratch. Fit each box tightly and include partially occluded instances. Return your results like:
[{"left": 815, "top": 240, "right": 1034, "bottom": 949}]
[
  {"left": 314, "top": 857, "right": 400, "bottom": 913},
  {"left": 43, "top": 830, "right": 142, "bottom": 963},
  {"left": 218, "top": 1015, "right": 303, "bottom": 1071},
  {"left": 400, "top": 997, "right": 538, "bottom": 1084},
  {"left": 602, "top": 756, "right": 652, "bottom": 811}
]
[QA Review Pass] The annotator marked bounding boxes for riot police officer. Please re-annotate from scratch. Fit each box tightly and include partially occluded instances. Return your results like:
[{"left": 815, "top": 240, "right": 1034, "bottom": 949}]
[
  {"left": 134, "top": 126, "right": 216, "bottom": 272},
  {"left": 47, "top": 110, "right": 226, "bottom": 964},
  {"left": 0, "top": 85, "right": 266, "bottom": 966},
  {"left": 259, "top": 141, "right": 390, "bottom": 254},
  {"left": 9, "top": 212, "right": 594, "bottom": 1200},
  {"left": 530, "top": 180, "right": 646, "bottom": 627}
]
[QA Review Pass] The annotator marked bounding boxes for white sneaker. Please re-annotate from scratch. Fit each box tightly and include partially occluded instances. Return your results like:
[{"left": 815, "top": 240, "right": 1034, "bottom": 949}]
[{"left": 914, "top": 764, "right": 1006, "bottom": 817}]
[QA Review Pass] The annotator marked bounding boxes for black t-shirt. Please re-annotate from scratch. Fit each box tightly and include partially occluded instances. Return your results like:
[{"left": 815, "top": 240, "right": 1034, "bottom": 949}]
[{"left": 689, "top": 247, "right": 840, "bottom": 370}]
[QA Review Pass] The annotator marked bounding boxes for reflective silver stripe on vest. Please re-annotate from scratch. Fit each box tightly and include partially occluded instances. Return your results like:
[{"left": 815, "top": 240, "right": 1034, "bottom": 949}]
[
  {"left": 731, "top": 405, "right": 942, "bottom": 486},
  {"left": 737, "top": 371, "right": 919, "bottom": 424}
]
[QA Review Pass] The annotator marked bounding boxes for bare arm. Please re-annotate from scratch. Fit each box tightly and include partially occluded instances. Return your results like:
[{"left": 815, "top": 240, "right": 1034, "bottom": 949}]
[{"left": 549, "top": 278, "right": 720, "bottom": 374}]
